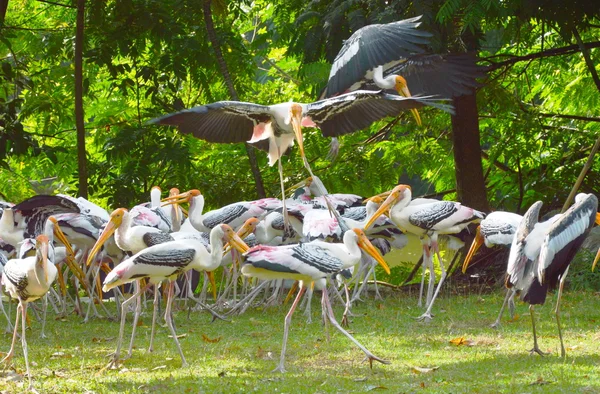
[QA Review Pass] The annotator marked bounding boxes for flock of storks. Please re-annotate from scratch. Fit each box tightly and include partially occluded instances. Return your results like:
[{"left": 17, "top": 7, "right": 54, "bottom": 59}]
[{"left": 1, "top": 16, "right": 600, "bottom": 391}]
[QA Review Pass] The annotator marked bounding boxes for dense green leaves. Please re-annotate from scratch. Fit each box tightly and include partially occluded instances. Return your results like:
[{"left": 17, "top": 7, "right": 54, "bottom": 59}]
[{"left": 0, "top": 0, "right": 598, "bottom": 217}]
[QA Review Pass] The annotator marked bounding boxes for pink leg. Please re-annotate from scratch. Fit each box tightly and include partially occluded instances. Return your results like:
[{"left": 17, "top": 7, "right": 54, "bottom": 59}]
[
  {"left": 273, "top": 285, "right": 306, "bottom": 373},
  {"left": 1, "top": 300, "right": 21, "bottom": 366},
  {"left": 148, "top": 283, "right": 160, "bottom": 352}
]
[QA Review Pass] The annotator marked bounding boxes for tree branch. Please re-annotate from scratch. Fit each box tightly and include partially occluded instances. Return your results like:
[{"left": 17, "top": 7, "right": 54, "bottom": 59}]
[
  {"left": 36, "top": 0, "right": 75, "bottom": 8},
  {"left": 486, "top": 40, "right": 600, "bottom": 71},
  {"left": 539, "top": 112, "right": 600, "bottom": 123}
]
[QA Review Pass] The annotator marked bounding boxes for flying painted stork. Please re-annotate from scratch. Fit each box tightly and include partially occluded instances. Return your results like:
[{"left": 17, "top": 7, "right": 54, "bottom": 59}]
[
  {"left": 461, "top": 210, "right": 523, "bottom": 328},
  {"left": 364, "top": 184, "right": 485, "bottom": 321},
  {"left": 1, "top": 235, "right": 57, "bottom": 390},
  {"left": 507, "top": 194, "right": 599, "bottom": 357},
  {"left": 102, "top": 224, "right": 247, "bottom": 368},
  {"left": 151, "top": 90, "right": 453, "bottom": 213},
  {"left": 235, "top": 228, "right": 391, "bottom": 373},
  {"left": 163, "top": 189, "right": 281, "bottom": 233}
]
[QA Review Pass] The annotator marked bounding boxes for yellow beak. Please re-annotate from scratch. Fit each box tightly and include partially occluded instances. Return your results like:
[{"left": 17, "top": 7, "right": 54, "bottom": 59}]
[
  {"left": 356, "top": 230, "right": 390, "bottom": 275},
  {"left": 290, "top": 111, "right": 306, "bottom": 162},
  {"left": 592, "top": 247, "right": 600, "bottom": 272},
  {"left": 87, "top": 219, "right": 118, "bottom": 266},
  {"left": 396, "top": 83, "right": 422, "bottom": 126},
  {"left": 462, "top": 226, "right": 484, "bottom": 273},
  {"left": 364, "top": 195, "right": 396, "bottom": 230}
]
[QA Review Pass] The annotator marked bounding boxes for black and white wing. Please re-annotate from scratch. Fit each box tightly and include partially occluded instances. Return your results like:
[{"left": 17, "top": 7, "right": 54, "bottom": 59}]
[
  {"left": 342, "top": 53, "right": 485, "bottom": 99},
  {"left": 308, "top": 90, "right": 453, "bottom": 137},
  {"left": 537, "top": 193, "right": 598, "bottom": 287},
  {"left": 326, "top": 16, "right": 430, "bottom": 98},
  {"left": 506, "top": 201, "right": 542, "bottom": 291},
  {"left": 13, "top": 195, "right": 82, "bottom": 239},
  {"left": 142, "top": 231, "right": 175, "bottom": 247},
  {"left": 150, "top": 101, "right": 272, "bottom": 143},
  {"left": 408, "top": 201, "right": 460, "bottom": 231}
]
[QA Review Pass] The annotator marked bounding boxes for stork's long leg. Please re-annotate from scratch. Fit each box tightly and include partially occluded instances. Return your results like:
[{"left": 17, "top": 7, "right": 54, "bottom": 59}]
[
  {"left": 164, "top": 280, "right": 188, "bottom": 367},
  {"left": 40, "top": 294, "right": 48, "bottom": 339},
  {"left": 322, "top": 288, "right": 389, "bottom": 367},
  {"left": 273, "top": 285, "right": 306, "bottom": 373},
  {"left": 225, "top": 280, "right": 270, "bottom": 316},
  {"left": 276, "top": 148, "right": 291, "bottom": 230},
  {"left": 418, "top": 242, "right": 430, "bottom": 308},
  {"left": 425, "top": 250, "right": 435, "bottom": 308},
  {"left": 529, "top": 304, "right": 548, "bottom": 356},
  {"left": 417, "top": 237, "right": 445, "bottom": 322},
  {"left": 147, "top": 283, "right": 161, "bottom": 353},
  {"left": 20, "top": 302, "right": 34, "bottom": 390},
  {"left": 491, "top": 288, "right": 516, "bottom": 329},
  {"left": 0, "top": 288, "right": 12, "bottom": 333},
  {"left": 107, "top": 282, "right": 149, "bottom": 368},
  {"left": 126, "top": 281, "right": 145, "bottom": 359},
  {"left": 1, "top": 301, "right": 21, "bottom": 366},
  {"left": 555, "top": 266, "right": 569, "bottom": 358}
]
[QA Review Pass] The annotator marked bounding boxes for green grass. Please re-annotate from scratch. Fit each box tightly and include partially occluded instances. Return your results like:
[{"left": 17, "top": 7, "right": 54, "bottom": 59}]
[{"left": 1, "top": 288, "right": 599, "bottom": 393}]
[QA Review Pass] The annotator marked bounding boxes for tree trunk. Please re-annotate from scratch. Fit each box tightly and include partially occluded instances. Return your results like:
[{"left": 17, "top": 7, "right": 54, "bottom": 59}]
[
  {"left": 74, "top": 0, "right": 87, "bottom": 198},
  {"left": 202, "top": 0, "right": 266, "bottom": 199},
  {"left": 0, "top": 0, "right": 8, "bottom": 24},
  {"left": 450, "top": 91, "right": 489, "bottom": 212}
]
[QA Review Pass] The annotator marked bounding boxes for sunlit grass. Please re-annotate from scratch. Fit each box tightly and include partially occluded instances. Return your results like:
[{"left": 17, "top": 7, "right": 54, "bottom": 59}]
[{"left": 1, "top": 288, "right": 599, "bottom": 393}]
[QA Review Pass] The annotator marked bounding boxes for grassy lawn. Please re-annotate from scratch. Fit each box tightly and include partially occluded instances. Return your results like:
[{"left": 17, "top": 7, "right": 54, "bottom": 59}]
[{"left": 1, "top": 287, "right": 599, "bottom": 393}]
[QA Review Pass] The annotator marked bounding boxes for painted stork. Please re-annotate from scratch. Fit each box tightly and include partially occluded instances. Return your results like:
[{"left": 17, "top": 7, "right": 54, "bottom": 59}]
[
  {"left": 162, "top": 189, "right": 280, "bottom": 233},
  {"left": 102, "top": 224, "right": 247, "bottom": 367},
  {"left": 461, "top": 211, "right": 523, "bottom": 328},
  {"left": 236, "top": 228, "right": 391, "bottom": 373},
  {"left": 0, "top": 195, "right": 81, "bottom": 249},
  {"left": 507, "top": 194, "right": 598, "bottom": 357},
  {"left": 151, "top": 90, "right": 453, "bottom": 215},
  {"left": 364, "top": 184, "right": 485, "bottom": 321},
  {"left": 1, "top": 235, "right": 57, "bottom": 390}
]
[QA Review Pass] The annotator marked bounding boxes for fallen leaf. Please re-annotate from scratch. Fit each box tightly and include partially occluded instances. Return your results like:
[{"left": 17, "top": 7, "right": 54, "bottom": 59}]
[
  {"left": 366, "top": 385, "right": 387, "bottom": 391},
  {"left": 256, "top": 347, "right": 273, "bottom": 360},
  {"left": 166, "top": 358, "right": 174, "bottom": 361},
  {"left": 0, "top": 371, "right": 23, "bottom": 383},
  {"left": 151, "top": 365, "right": 167, "bottom": 371},
  {"left": 354, "top": 377, "right": 368, "bottom": 382},
  {"left": 530, "top": 376, "right": 553, "bottom": 386},
  {"left": 420, "top": 382, "right": 425, "bottom": 388},
  {"left": 449, "top": 337, "right": 473, "bottom": 346},
  {"left": 168, "top": 333, "right": 188, "bottom": 339},
  {"left": 50, "top": 352, "right": 73, "bottom": 359},
  {"left": 377, "top": 303, "right": 384, "bottom": 310},
  {"left": 218, "top": 371, "right": 226, "bottom": 377},
  {"left": 201, "top": 334, "right": 221, "bottom": 343},
  {"left": 411, "top": 366, "right": 439, "bottom": 374},
  {"left": 92, "top": 337, "right": 115, "bottom": 343}
]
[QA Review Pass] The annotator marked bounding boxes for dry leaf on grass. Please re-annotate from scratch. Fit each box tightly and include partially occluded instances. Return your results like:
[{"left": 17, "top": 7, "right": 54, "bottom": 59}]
[
  {"left": 50, "top": 352, "right": 73, "bottom": 359},
  {"left": 354, "top": 377, "right": 368, "bottom": 382},
  {"left": 411, "top": 366, "right": 439, "bottom": 374},
  {"left": 151, "top": 365, "right": 167, "bottom": 371},
  {"left": 201, "top": 334, "right": 221, "bottom": 343},
  {"left": 92, "top": 337, "right": 115, "bottom": 343},
  {"left": 530, "top": 376, "right": 553, "bottom": 385},
  {"left": 366, "top": 385, "right": 387, "bottom": 391},
  {"left": 256, "top": 347, "right": 273, "bottom": 360},
  {"left": 449, "top": 337, "right": 474, "bottom": 346},
  {"left": 168, "top": 333, "right": 188, "bottom": 339},
  {"left": 0, "top": 371, "right": 22, "bottom": 383}
]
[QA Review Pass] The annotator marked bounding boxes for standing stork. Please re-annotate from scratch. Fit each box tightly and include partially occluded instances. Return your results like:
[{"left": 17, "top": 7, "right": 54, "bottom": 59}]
[
  {"left": 364, "top": 185, "right": 485, "bottom": 321},
  {"left": 507, "top": 194, "right": 599, "bottom": 357},
  {"left": 461, "top": 211, "right": 523, "bottom": 327},
  {"left": 102, "top": 224, "right": 247, "bottom": 368},
  {"left": 151, "top": 90, "right": 453, "bottom": 222},
  {"left": 1, "top": 235, "right": 57, "bottom": 390},
  {"left": 235, "top": 228, "right": 391, "bottom": 373}
]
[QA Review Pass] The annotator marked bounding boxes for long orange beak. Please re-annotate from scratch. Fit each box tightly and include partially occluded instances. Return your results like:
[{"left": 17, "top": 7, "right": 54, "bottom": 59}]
[
  {"left": 206, "top": 271, "right": 217, "bottom": 300},
  {"left": 354, "top": 229, "right": 390, "bottom": 275},
  {"left": 364, "top": 194, "right": 397, "bottom": 230},
  {"left": 161, "top": 189, "right": 197, "bottom": 207},
  {"left": 224, "top": 218, "right": 258, "bottom": 253},
  {"left": 395, "top": 76, "right": 421, "bottom": 126},
  {"left": 169, "top": 188, "right": 182, "bottom": 225},
  {"left": 596, "top": 212, "right": 600, "bottom": 225},
  {"left": 228, "top": 231, "right": 250, "bottom": 254},
  {"left": 35, "top": 235, "right": 49, "bottom": 284},
  {"left": 462, "top": 226, "right": 484, "bottom": 273},
  {"left": 592, "top": 247, "right": 600, "bottom": 272},
  {"left": 87, "top": 219, "right": 118, "bottom": 266},
  {"left": 290, "top": 104, "right": 306, "bottom": 162},
  {"left": 49, "top": 217, "right": 76, "bottom": 262},
  {"left": 285, "top": 177, "right": 313, "bottom": 195}
]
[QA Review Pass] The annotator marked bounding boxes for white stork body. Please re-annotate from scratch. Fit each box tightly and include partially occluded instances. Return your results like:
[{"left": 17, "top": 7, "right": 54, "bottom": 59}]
[
  {"left": 507, "top": 194, "right": 599, "bottom": 357},
  {"left": 1, "top": 235, "right": 56, "bottom": 390},
  {"left": 365, "top": 185, "right": 485, "bottom": 320},
  {"left": 102, "top": 223, "right": 245, "bottom": 368},
  {"left": 239, "top": 229, "right": 390, "bottom": 373}
]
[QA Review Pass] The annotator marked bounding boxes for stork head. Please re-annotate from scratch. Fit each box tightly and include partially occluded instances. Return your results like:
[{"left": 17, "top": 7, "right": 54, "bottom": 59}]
[
  {"left": 289, "top": 103, "right": 307, "bottom": 162},
  {"left": 86, "top": 208, "right": 127, "bottom": 267},
  {"left": 363, "top": 185, "right": 411, "bottom": 230},
  {"left": 462, "top": 225, "right": 484, "bottom": 273},
  {"left": 394, "top": 75, "right": 421, "bottom": 126},
  {"left": 220, "top": 223, "right": 250, "bottom": 254},
  {"left": 351, "top": 228, "right": 390, "bottom": 275}
]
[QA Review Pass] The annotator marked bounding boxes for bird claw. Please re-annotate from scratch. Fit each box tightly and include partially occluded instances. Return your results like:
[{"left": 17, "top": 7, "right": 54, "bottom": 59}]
[
  {"left": 489, "top": 321, "right": 501, "bottom": 329},
  {"left": 271, "top": 365, "right": 287, "bottom": 373},
  {"left": 529, "top": 347, "right": 548, "bottom": 356},
  {"left": 415, "top": 313, "right": 434, "bottom": 322},
  {"left": 363, "top": 354, "right": 391, "bottom": 368}
]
